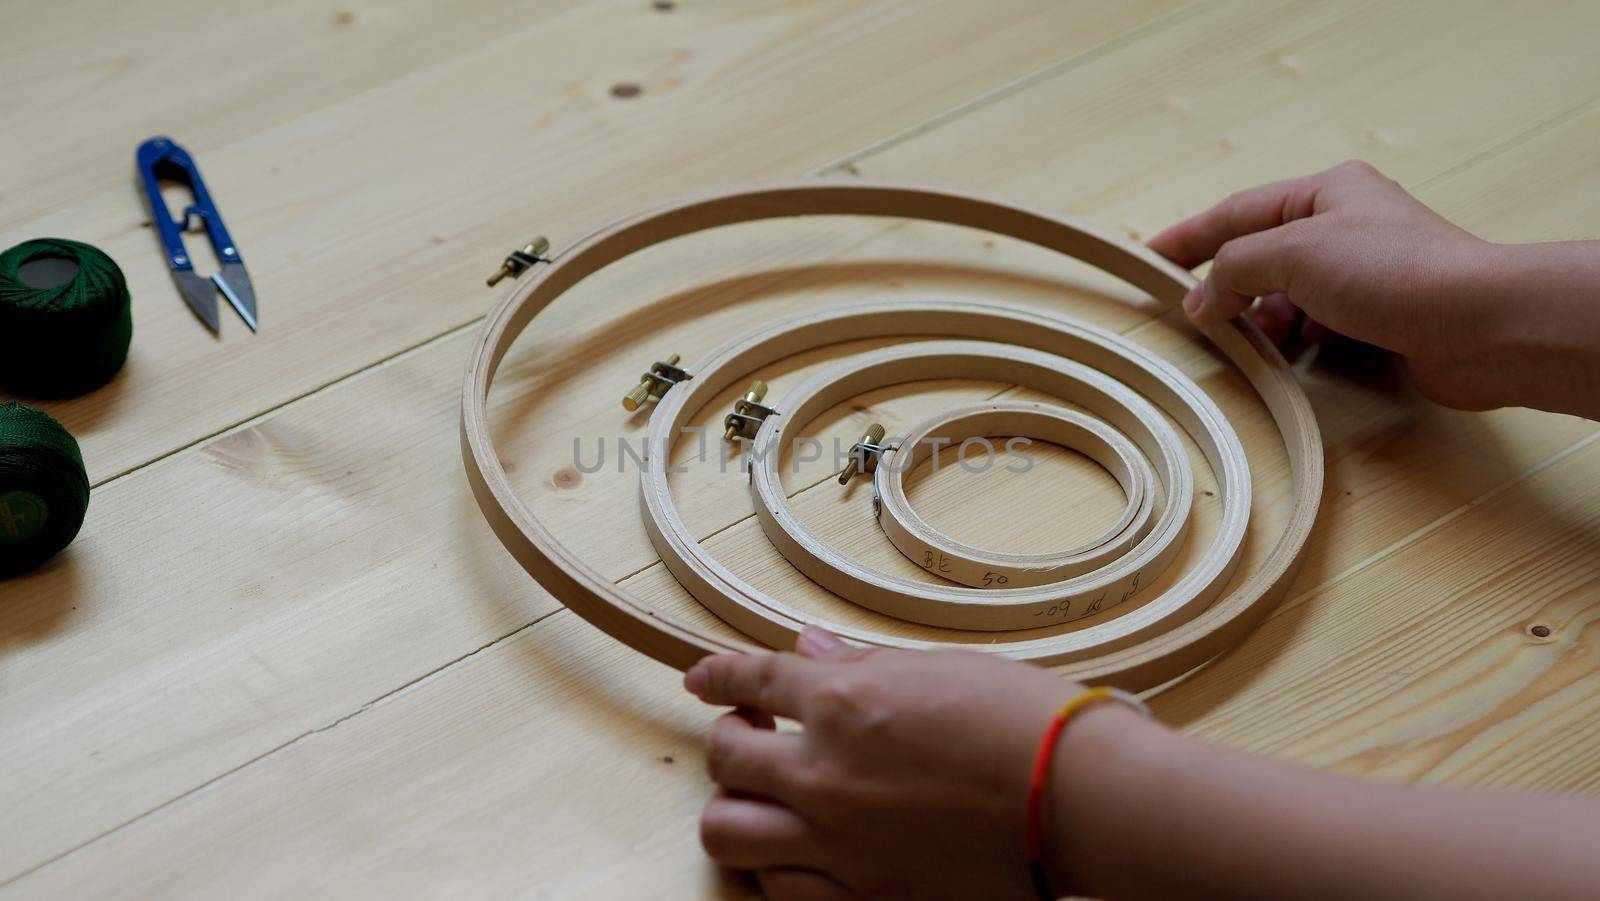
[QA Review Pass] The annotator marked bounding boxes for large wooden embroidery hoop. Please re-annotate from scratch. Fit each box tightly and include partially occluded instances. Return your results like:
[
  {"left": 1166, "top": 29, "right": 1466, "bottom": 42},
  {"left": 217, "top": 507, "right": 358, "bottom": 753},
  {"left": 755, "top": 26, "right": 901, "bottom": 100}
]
[{"left": 460, "top": 181, "right": 1323, "bottom": 690}]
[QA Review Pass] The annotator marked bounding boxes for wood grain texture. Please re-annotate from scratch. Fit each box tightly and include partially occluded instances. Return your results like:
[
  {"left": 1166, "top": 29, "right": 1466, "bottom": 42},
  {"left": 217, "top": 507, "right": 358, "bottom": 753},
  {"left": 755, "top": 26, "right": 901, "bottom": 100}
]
[
  {"left": 5, "top": 1, "right": 1600, "bottom": 895},
  {"left": 0, "top": 0, "right": 1180, "bottom": 484}
]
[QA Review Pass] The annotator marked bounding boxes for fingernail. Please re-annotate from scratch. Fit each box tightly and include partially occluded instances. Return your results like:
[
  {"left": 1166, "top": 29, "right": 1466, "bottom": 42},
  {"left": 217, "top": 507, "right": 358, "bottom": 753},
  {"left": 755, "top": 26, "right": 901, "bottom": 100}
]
[
  {"left": 684, "top": 664, "right": 709, "bottom": 695},
  {"left": 1182, "top": 285, "right": 1204, "bottom": 317},
  {"left": 796, "top": 627, "right": 845, "bottom": 658}
]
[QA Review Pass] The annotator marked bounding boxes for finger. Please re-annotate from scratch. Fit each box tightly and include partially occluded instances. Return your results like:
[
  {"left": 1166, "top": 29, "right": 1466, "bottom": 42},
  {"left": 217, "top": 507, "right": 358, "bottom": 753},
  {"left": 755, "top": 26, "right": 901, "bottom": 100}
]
[
  {"left": 700, "top": 791, "right": 826, "bottom": 871},
  {"left": 686, "top": 652, "right": 821, "bottom": 718},
  {"left": 707, "top": 709, "right": 806, "bottom": 798},
  {"left": 743, "top": 705, "right": 778, "bottom": 731},
  {"left": 1300, "top": 316, "right": 1337, "bottom": 344},
  {"left": 795, "top": 627, "right": 871, "bottom": 661},
  {"left": 1251, "top": 293, "right": 1301, "bottom": 346},
  {"left": 1148, "top": 172, "right": 1323, "bottom": 269},
  {"left": 757, "top": 868, "right": 853, "bottom": 901},
  {"left": 1192, "top": 224, "right": 1304, "bottom": 326}
]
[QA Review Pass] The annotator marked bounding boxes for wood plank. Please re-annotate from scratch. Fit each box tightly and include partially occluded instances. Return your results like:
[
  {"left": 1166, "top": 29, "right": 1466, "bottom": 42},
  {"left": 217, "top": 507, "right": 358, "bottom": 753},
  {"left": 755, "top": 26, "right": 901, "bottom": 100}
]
[
  {"left": 0, "top": 0, "right": 1182, "bottom": 483},
  {"left": 13, "top": 613, "right": 738, "bottom": 900},
  {"left": 0, "top": 0, "right": 584, "bottom": 223},
  {"left": 837, "top": 0, "right": 1600, "bottom": 239},
  {"left": 1166, "top": 436, "right": 1600, "bottom": 793},
  {"left": 10, "top": 0, "right": 1600, "bottom": 892}
]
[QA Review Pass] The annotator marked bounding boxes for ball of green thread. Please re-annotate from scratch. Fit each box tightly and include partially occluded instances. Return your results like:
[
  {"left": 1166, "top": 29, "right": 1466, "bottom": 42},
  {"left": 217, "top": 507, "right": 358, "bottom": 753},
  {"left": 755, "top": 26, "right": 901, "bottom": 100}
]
[
  {"left": 0, "top": 402, "right": 89, "bottom": 577},
  {"left": 0, "top": 238, "right": 133, "bottom": 398}
]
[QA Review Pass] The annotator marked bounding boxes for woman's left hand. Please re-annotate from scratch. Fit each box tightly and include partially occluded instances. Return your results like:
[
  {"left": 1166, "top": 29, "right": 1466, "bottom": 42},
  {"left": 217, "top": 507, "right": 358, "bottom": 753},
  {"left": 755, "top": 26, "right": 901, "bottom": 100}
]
[{"left": 683, "top": 627, "right": 1142, "bottom": 900}]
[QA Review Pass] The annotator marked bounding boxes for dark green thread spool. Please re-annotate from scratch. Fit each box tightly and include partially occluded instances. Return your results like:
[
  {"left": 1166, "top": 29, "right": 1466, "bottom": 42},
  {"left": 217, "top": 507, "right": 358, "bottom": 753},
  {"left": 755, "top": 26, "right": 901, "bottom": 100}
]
[
  {"left": 0, "top": 402, "right": 89, "bottom": 577},
  {"left": 0, "top": 238, "right": 133, "bottom": 398}
]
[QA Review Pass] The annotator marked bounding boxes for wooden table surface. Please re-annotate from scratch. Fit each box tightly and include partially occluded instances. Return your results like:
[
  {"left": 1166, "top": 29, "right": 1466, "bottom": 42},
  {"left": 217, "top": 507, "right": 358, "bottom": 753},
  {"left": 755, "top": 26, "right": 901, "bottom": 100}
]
[{"left": 5, "top": 1, "right": 1600, "bottom": 896}]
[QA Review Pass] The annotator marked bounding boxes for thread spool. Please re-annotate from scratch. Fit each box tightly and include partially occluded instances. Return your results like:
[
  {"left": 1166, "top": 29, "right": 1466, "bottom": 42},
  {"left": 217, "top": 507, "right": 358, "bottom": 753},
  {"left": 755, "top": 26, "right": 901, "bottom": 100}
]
[
  {"left": 0, "top": 402, "right": 90, "bottom": 577},
  {"left": 0, "top": 238, "right": 133, "bottom": 398}
]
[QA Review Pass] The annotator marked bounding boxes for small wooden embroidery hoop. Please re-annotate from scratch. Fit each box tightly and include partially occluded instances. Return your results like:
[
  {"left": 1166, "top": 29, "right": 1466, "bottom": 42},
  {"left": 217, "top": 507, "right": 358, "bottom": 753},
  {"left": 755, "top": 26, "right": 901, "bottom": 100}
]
[
  {"left": 720, "top": 333, "right": 1209, "bottom": 633},
  {"left": 874, "top": 400, "right": 1158, "bottom": 590},
  {"left": 460, "top": 181, "right": 1323, "bottom": 689}
]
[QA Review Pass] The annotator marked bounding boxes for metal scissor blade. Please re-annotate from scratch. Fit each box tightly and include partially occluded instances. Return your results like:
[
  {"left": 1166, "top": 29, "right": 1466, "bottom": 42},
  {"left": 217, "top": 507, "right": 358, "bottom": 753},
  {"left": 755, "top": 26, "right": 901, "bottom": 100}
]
[
  {"left": 175, "top": 270, "right": 221, "bottom": 334},
  {"left": 213, "top": 262, "right": 257, "bottom": 332}
]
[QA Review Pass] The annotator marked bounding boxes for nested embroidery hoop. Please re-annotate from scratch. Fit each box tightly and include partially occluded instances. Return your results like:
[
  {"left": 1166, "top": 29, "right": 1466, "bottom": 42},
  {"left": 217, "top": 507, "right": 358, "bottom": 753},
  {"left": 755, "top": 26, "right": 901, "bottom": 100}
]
[
  {"left": 719, "top": 330, "right": 1211, "bottom": 634},
  {"left": 460, "top": 181, "right": 1322, "bottom": 690}
]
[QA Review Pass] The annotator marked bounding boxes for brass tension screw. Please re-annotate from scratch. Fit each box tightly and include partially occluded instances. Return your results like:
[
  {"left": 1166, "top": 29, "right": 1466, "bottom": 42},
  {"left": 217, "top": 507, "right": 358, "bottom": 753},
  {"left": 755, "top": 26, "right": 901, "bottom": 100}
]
[
  {"left": 838, "top": 422, "right": 886, "bottom": 485},
  {"left": 486, "top": 236, "right": 551, "bottom": 287},
  {"left": 724, "top": 379, "right": 769, "bottom": 441},
  {"left": 623, "top": 353, "right": 682, "bottom": 411}
]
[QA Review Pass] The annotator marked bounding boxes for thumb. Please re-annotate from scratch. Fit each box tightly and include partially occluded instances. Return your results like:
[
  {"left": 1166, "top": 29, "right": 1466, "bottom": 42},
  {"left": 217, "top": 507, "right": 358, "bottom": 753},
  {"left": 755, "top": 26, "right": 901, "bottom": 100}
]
[
  {"left": 795, "top": 626, "right": 870, "bottom": 661},
  {"left": 1187, "top": 225, "right": 1301, "bottom": 326}
]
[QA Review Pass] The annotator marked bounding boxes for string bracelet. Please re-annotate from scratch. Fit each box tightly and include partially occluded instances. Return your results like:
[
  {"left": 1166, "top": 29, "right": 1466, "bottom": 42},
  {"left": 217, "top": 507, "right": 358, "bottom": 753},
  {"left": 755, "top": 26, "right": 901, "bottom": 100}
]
[{"left": 1025, "top": 685, "right": 1152, "bottom": 899}]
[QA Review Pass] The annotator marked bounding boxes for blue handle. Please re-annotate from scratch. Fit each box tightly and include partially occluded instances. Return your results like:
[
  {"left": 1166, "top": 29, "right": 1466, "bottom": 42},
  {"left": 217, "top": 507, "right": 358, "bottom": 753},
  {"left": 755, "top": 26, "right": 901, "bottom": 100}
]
[{"left": 135, "top": 136, "right": 242, "bottom": 270}]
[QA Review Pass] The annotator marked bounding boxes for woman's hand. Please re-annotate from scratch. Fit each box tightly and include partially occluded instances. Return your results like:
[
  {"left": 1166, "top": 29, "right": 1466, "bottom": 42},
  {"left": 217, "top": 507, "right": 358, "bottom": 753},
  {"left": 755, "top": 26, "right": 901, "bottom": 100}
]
[
  {"left": 685, "top": 630, "right": 1600, "bottom": 901},
  {"left": 1148, "top": 159, "right": 1516, "bottom": 410},
  {"left": 683, "top": 628, "right": 1145, "bottom": 900}
]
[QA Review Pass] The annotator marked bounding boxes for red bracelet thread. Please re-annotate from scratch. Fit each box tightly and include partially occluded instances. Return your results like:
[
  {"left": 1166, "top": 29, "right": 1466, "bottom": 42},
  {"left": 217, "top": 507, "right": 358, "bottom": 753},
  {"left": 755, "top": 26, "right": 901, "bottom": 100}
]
[{"left": 1025, "top": 686, "right": 1120, "bottom": 900}]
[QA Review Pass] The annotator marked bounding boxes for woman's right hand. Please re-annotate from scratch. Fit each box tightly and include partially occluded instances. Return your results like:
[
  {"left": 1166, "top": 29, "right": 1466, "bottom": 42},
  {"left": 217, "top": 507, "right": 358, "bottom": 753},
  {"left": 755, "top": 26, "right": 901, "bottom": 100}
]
[{"left": 1148, "top": 160, "right": 1521, "bottom": 411}]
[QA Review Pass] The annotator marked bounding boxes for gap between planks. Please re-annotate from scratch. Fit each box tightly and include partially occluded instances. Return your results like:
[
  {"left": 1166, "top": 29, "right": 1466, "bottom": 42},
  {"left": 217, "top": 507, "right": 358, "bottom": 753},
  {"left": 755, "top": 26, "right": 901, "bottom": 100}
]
[
  {"left": 1408, "top": 93, "right": 1600, "bottom": 198},
  {"left": 0, "top": 605, "right": 571, "bottom": 889},
  {"left": 814, "top": 2, "right": 1207, "bottom": 177}
]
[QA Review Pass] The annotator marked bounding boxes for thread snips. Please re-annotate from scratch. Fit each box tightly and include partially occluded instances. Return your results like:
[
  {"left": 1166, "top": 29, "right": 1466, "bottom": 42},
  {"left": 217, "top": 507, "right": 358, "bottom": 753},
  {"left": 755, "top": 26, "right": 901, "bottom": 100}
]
[{"left": 136, "top": 136, "right": 258, "bottom": 334}]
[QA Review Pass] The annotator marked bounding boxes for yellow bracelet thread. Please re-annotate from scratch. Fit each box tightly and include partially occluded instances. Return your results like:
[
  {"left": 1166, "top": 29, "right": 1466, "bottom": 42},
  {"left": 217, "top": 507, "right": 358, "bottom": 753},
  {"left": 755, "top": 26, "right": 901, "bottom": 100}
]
[{"left": 1054, "top": 685, "right": 1115, "bottom": 720}]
